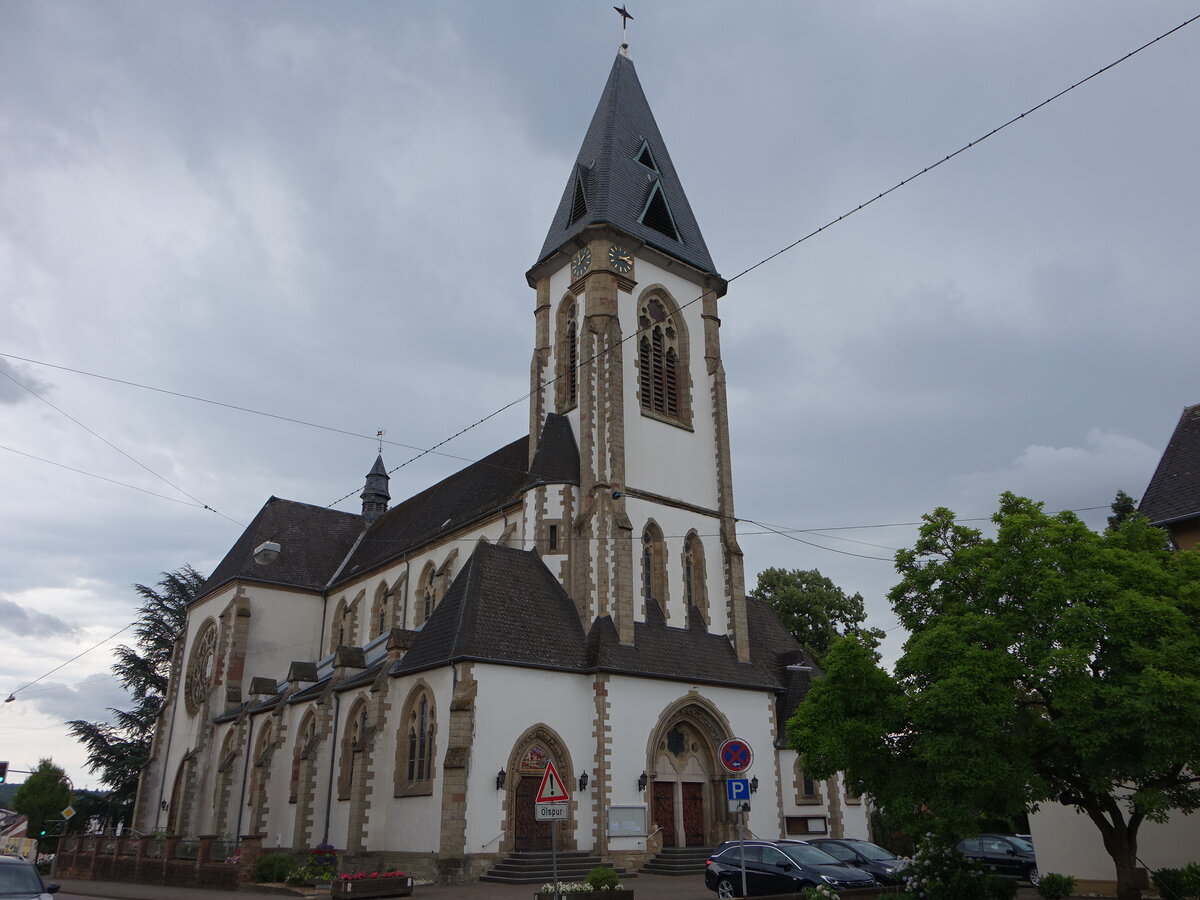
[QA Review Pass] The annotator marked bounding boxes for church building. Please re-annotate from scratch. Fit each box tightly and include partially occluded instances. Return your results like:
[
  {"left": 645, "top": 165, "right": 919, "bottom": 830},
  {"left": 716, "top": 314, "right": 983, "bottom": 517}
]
[{"left": 133, "top": 42, "right": 868, "bottom": 882}]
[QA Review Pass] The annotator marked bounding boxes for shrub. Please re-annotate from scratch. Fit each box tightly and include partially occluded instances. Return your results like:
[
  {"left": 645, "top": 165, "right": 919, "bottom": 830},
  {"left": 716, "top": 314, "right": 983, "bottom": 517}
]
[
  {"left": 1037, "top": 873, "right": 1077, "bottom": 900},
  {"left": 585, "top": 866, "right": 621, "bottom": 890},
  {"left": 803, "top": 886, "right": 838, "bottom": 900},
  {"left": 254, "top": 852, "right": 298, "bottom": 883},
  {"left": 902, "top": 835, "right": 1010, "bottom": 900},
  {"left": 982, "top": 873, "right": 1019, "bottom": 900},
  {"left": 1153, "top": 863, "right": 1200, "bottom": 900}
]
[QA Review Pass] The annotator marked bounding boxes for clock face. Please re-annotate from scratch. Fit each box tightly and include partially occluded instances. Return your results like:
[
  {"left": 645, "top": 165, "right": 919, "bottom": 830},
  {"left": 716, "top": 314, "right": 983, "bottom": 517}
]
[
  {"left": 608, "top": 244, "right": 633, "bottom": 274},
  {"left": 570, "top": 247, "right": 592, "bottom": 279}
]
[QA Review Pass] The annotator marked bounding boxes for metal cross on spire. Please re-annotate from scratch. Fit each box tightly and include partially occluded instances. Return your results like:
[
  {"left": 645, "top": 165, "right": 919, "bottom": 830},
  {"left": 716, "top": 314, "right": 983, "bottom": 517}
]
[
  {"left": 377, "top": 429, "right": 386, "bottom": 455},
  {"left": 613, "top": 5, "right": 633, "bottom": 46}
]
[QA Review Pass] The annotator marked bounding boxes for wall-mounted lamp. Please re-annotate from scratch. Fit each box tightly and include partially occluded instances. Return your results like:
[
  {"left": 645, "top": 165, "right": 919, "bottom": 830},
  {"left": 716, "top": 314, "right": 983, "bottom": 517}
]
[
  {"left": 637, "top": 771, "right": 647, "bottom": 792},
  {"left": 578, "top": 772, "right": 589, "bottom": 792},
  {"left": 750, "top": 776, "right": 759, "bottom": 794},
  {"left": 159, "top": 800, "right": 168, "bottom": 811},
  {"left": 496, "top": 769, "right": 506, "bottom": 790},
  {"left": 253, "top": 540, "right": 281, "bottom": 566}
]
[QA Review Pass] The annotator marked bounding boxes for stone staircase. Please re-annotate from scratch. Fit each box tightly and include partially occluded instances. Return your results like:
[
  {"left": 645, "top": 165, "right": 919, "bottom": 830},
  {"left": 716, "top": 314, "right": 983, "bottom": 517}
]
[
  {"left": 639, "top": 845, "right": 715, "bottom": 875},
  {"left": 480, "top": 850, "right": 636, "bottom": 884}
]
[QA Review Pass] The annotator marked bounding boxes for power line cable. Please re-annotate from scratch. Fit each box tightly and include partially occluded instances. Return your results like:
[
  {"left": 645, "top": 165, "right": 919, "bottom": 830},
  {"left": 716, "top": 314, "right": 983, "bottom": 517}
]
[
  {"left": 0, "top": 367, "right": 242, "bottom": 528},
  {"left": 4, "top": 624, "right": 134, "bottom": 704}
]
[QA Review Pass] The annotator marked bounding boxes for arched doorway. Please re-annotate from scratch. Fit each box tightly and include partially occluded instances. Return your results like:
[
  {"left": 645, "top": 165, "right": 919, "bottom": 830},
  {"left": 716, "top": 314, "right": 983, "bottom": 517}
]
[
  {"left": 646, "top": 698, "right": 733, "bottom": 848},
  {"left": 504, "top": 725, "right": 575, "bottom": 853}
]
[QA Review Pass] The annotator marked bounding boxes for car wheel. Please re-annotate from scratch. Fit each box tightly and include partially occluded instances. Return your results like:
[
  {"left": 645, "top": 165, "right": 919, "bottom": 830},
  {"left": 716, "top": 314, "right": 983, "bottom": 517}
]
[
  {"left": 716, "top": 876, "right": 737, "bottom": 898},
  {"left": 1028, "top": 866, "right": 1040, "bottom": 886}
]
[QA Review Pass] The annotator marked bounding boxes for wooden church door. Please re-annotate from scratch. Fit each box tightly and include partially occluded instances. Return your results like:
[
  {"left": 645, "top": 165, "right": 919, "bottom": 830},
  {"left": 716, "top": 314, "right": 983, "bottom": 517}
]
[
  {"left": 653, "top": 781, "right": 676, "bottom": 847},
  {"left": 682, "top": 781, "right": 705, "bottom": 846},
  {"left": 514, "top": 775, "right": 552, "bottom": 850}
]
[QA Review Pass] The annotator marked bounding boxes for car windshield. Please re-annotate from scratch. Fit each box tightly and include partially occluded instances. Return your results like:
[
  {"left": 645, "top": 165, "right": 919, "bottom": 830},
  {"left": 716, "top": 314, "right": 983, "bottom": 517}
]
[
  {"left": 851, "top": 841, "right": 899, "bottom": 861},
  {"left": 0, "top": 863, "right": 43, "bottom": 893},
  {"left": 781, "top": 844, "right": 840, "bottom": 866},
  {"left": 1007, "top": 836, "right": 1035, "bottom": 853}
]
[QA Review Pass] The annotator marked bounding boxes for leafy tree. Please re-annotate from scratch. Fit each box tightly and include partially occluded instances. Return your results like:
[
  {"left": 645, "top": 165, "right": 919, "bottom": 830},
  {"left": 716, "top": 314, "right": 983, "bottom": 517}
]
[
  {"left": 12, "top": 759, "right": 71, "bottom": 848},
  {"left": 752, "top": 567, "right": 883, "bottom": 665},
  {"left": 67, "top": 565, "right": 205, "bottom": 812},
  {"left": 1106, "top": 489, "right": 1142, "bottom": 532},
  {"left": 788, "top": 493, "right": 1200, "bottom": 900}
]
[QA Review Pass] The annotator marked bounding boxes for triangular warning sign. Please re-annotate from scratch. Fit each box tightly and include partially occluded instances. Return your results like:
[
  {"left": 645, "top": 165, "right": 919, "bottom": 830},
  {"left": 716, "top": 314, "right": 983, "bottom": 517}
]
[{"left": 535, "top": 760, "right": 569, "bottom": 803}]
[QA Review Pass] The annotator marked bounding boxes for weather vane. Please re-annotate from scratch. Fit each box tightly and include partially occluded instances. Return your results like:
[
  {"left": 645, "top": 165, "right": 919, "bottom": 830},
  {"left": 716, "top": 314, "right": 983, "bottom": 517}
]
[
  {"left": 614, "top": 5, "right": 633, "bottom": 45},
  {"left": 377, "top": 429, "right": 386, "bottom": 455}
]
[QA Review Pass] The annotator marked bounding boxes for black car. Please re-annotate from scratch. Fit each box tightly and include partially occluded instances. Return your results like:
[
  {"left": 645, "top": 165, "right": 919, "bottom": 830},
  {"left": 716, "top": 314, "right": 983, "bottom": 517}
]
[
  {"left": 954, "top": 834, "right": 1039, "bottom": 885},
  {"left": 705, "top": 840, "right": 876, "bottom": 897},
  {"left": 805, "top": 838, "right": 909, "bottom": 885},
  {"left": 0, "top": 855, "right": 59, "bottom": 898}
]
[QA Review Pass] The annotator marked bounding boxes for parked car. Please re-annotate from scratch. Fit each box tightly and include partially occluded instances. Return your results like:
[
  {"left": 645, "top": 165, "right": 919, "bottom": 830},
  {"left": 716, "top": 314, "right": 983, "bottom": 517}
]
[
  {"left": 805, "top": 837, "right": 909, "bottom": 885},
  {"left": 955, "top": 833, "right": 1039, "bottom": 885},
  {"left": 0, "top": 854, "right": 59, "bottom": 898},
  {"left": 704, "top": 839, "right": 876, "bottom": 897}
]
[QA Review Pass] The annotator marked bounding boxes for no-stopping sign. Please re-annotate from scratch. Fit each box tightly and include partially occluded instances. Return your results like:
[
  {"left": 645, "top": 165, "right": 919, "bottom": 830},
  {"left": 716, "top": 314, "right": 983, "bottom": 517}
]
[{"left": 718, "top": 737, "right": 753, "bottom": 774}]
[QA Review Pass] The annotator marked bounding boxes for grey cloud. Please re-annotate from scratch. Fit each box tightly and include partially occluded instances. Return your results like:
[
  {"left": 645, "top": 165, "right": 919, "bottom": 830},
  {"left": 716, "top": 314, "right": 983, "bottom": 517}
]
[
  {"left": 14, "top": 675, "right": 128, "bottom": 725},
  {"left": 0, "top": 359, "right": 51, "bottom": 405},
  {"left": 0, "top": 598, "right": 76, "bottom": 637}
]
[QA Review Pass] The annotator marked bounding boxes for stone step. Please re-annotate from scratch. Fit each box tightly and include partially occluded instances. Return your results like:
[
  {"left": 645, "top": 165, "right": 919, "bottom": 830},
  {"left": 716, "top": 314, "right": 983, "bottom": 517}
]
[
  {"left": 481, "top": 855, "right": 635, "bottom": 885},
  {"left": 639, "top": 846, "right": 715, "bottom": 876}
]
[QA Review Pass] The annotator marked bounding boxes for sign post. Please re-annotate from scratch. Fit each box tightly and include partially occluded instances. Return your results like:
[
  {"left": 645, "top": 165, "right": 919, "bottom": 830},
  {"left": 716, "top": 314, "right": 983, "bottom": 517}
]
[
  {"left": 719, "top": 738, "right": 754, "bottom": 899},
  {"left": 534, "top": 761, "right": 570, "bottom": 900}
]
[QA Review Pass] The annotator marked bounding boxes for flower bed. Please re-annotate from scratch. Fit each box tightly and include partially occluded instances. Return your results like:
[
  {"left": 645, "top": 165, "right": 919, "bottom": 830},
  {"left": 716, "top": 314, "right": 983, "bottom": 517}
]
[
  {"left": 331, "top": 871, "right": 413, "bottom": 898},
  {"left": 534, "top": 881, "right": 632, "bottom": 900}
]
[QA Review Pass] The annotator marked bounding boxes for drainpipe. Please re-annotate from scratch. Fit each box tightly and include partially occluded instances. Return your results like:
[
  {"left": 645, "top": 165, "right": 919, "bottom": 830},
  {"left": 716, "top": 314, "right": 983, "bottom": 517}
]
[
  {"left": 234, "top": 714, "right": 255, "bottom": 839},
  {"left": 321, "top": 691, "right": 342, "bottom": 845}
]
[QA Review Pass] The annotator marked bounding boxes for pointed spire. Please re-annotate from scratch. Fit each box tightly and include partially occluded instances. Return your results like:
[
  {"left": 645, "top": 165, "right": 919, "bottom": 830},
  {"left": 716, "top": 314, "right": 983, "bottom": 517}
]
[
  {"left": 534, "top": 53, "right": 718, "bottom": 277},
  {"left": 360, "top": 455, "right": 390, "bottom": 525}
]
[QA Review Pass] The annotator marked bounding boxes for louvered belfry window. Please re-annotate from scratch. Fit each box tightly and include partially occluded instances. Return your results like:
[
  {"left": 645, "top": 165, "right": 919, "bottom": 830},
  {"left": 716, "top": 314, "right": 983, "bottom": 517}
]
[
  {"left": 639, "top": 296, "right": 681, "bottom": 420},
  {"left": 566, "top": 302, "right": 578, "bottom": 407}
]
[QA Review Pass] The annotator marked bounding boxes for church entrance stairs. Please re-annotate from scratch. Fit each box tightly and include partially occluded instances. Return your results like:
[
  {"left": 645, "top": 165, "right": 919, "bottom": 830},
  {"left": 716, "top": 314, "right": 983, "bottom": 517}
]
[
  {"left": 480, "top": 851, "right": 635, "bottom": 884},
  {"left": 637, "top": 845, "right": 714, "bottom": 875}
]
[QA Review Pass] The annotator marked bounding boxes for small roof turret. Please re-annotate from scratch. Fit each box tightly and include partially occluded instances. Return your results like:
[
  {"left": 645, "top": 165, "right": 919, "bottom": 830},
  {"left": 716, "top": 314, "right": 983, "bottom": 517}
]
[{"left": 361, "top": 454, "right": 390, "bottom": 524}]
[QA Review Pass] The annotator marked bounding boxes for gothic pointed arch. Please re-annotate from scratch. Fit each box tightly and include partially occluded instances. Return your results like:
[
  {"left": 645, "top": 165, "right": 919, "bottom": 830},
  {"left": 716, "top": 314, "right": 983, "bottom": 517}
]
[
  {"left": 644, "top": 694, "right": 735, "bottom": 848},
  {"left": 289, "top": 707, "right": 323, "bottom": 850},
  {"left": 337, "top": 695, "right": 373, "bottom": 801},
  {"left": 212, "top": 728, "right": 241, "bottom": 836},
  {"left": 555, "top": 293, "right": 580, "bottom": 412},
  {"left": 502, "top": 724, "right": 577, "bottom": 854},
  {"left": 636, "top": 285, "right": 692, "bottom": 427},
  {"left": 415, "top": 561, "right": 437, "bottom": 627},
  {"left": 166, "top": 751, "right": 197, "bottom": 836},
  {"left": 682, "top": 530, "right": 709, "bottom": 626},
  {"left": 248, "top": 721, "right": 276, "bottom": 836},
  {"left": 394, "top": 680, "right": 437, "bottom": 797},
  {"left": 329, "top": 597, "right": 348, "bottom": 655},
  {"left": 641, "top": 520, "right": 668, "bottom": 619},
  {"left": 370, "top": 580, "right": 391, "bottom": 639}
]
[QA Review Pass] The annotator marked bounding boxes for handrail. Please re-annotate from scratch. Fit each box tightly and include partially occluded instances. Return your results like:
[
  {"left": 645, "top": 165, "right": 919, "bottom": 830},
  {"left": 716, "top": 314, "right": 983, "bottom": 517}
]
[
  {"left": 641, "top": 826, "right": 663, "bottom": 847},
  {"left": 480, "top": 829, "right": 507, "bottom": 849}
]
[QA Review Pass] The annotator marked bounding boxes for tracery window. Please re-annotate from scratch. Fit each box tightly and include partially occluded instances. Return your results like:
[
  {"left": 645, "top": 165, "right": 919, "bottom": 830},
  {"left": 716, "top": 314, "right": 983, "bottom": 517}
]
[
  {"left": 370, "top": 580, "right": 391, "bottom": 638},
  {"left": 338, "top": 698, "right": 372, "bottom": 800},
  {"left": 555, "top": 295, "right": 579, "bottom": 412},
  {"left": 185, "top": 618, "right": 218, "bottom": 715},
  {"left": 641, "top": 522, "right": 668, "bottom": 616},
  {"left": 637, "top": 290, "right": 689, "bottom": 425},
  {"left": 395, "top": 684, "right": 436, "bottom": 796},
  {"left": 415, "top": 562, "right": 437, "bottom": 627},
  {"left": 289, "top": 712, "right": 318, "bottom": 803}
]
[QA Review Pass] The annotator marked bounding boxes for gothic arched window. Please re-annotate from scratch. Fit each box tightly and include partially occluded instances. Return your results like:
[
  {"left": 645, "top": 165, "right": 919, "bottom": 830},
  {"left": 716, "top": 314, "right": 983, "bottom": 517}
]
[
  {"left": 555, "top": 295, "right": 579, "bottom": 412},
  {"left": 395, "top": 684, "right": 436, "bottom": 796},
  {"left": 683, "top": 530, "right": 709, "bottom": 625},
  {"left": 370, "top": 581, "right": 390, "bottom": 638},
  {"left": 415, "top": 563, "right": 437, "bottom": 627},
  {"left": 642, "top": 522, "right": 668, "bottom": 616},
  {"left": 637, "top": 290, "right": 689, "bottom": 425}
]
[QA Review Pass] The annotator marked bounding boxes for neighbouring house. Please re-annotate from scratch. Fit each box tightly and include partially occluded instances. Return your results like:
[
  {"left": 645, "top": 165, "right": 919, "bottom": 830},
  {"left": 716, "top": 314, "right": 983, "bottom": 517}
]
[
  {"left": 131, "top": 41, "right": 867, "bottom": 883},
  {"left": 1029, "top": 402, "right": 1200, "bottom": 894}
]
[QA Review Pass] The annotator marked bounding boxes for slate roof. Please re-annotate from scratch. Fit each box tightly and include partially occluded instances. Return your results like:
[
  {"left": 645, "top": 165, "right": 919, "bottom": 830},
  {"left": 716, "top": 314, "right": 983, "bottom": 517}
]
[
  {"left": 335, "top": 414, "right": 578, "bottom": 585},
  {"left": 1139, "top": 403, "right": 1200, "bottom": 526},
  {"left": 391, "top": 542, "right": 588, "bottom": 676},
  {"left": 197, "top": 498, "right": 364, "bottom": 603},
  {"left": 535, "top": 52, "right": 718, "bottom": 277}
]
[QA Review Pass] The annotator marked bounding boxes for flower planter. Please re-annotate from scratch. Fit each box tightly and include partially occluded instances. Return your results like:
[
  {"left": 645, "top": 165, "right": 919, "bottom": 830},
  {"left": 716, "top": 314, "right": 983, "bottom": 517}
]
[
  {"left": 331, "top": 875, "right": 414, "bottom": 898},
  {"left": 534, "top": 892, "right": 633, "bottom": 900}
]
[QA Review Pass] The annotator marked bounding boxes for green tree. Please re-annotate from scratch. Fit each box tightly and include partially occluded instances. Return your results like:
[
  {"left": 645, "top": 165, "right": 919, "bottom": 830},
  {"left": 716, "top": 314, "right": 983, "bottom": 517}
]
[
  {"left": 788, "top": 493, "right": 1200, "bottom": 900},
  {"left": 752, "top": 567, "right": 883, "bottom": 665},
  {"left": 67, "top": 565, "right": 205, "bottom": 812},
  {"left": 12, "top": 759, "right": 71, "bottom": 848},
  {"left": 1106, "top": 489, "right": 1142, "bottom": 532}
]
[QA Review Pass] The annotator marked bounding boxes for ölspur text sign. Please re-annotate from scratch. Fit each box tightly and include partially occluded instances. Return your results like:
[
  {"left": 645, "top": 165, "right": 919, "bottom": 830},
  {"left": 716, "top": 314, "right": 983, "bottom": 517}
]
[
  {"left": 535, "top": 802, "right": 568, "bottom": 821},
  {"left": 718, "top": 737, "right": 753, "bottom": 774}
]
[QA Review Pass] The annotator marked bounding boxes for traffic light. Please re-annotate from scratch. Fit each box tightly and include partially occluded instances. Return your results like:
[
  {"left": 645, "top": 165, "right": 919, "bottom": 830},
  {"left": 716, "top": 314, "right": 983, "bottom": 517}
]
[{"left": 0, "top": 761, "right": 8, "bottom": 783}]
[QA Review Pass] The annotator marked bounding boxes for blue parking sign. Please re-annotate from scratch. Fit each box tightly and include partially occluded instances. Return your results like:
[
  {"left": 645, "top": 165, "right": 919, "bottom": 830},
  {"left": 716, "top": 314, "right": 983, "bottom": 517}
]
[{"left": 726, "top": 778, "right": 750, "bottom": 801}]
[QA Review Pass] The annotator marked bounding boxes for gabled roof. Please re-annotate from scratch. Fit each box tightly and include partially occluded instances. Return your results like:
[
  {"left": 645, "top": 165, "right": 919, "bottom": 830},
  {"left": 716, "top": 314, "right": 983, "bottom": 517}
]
[
  {"left": 391, "top": 542, "right": 588, "bottom": 676},
  {"left": 335, "top": 414, "right": 578, "bottom": 585},
  {"left": 535, "top": 52, "right": 718, "bottom": 277},
  {"left": 1139, "top": 403, "right": 1200, "bottom": 526},
  {"left": 198, "top": 498, "right": 364, "bottom": 603}
]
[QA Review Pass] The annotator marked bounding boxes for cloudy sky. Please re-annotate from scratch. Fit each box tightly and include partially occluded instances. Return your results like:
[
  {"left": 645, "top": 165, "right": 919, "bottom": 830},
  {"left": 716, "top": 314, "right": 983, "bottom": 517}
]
[{"left": 2, "top": 1, "right": 1197, "bottom": 792}]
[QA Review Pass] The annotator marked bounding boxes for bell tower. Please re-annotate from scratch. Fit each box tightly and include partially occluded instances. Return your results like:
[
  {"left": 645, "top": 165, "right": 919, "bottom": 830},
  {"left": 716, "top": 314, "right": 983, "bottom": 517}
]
[{"left": 526, "top": 47, "right": 750, "bottom": 662}]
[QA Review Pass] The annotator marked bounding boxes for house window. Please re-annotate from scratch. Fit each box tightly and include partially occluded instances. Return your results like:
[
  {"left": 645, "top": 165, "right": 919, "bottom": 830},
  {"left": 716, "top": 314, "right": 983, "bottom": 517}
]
[
  {"left": 795, "top": 759, "right": 823, "bottom": 805},
  {"left": 396, "top": 685, "right": 436, "bottom": 796},
  {"left": 785, "top": 816, "right": 828, "bottom": 835},
  {"left": 549, "top": 524, "right": 559, "bottom": 552},
  {"left": 416, "top": 562, "right": 437, "bottom": 627},
  {"left": 683, "top": 531, "right": 708, "bottom": 625},
  {"left": 371, "top": 580, "right": 390, "bottom": 638},
  {"left": 637, "top": 290, "right": 689, "bottom": 426}
]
